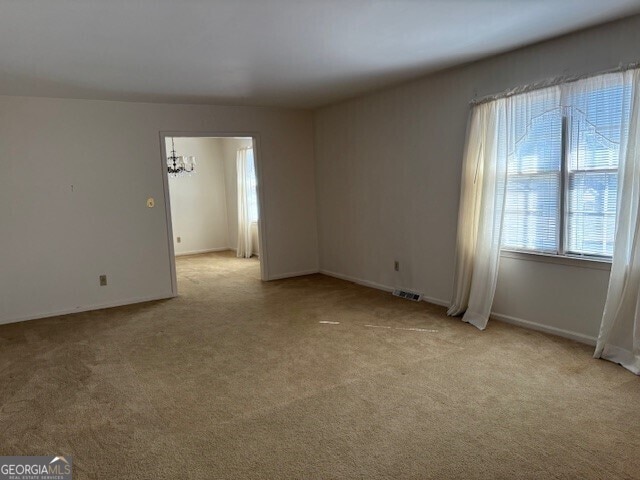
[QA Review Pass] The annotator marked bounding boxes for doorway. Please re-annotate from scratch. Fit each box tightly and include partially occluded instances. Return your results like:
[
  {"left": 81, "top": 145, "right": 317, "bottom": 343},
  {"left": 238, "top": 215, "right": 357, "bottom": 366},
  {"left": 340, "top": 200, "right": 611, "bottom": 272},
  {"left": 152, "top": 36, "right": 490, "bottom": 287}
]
[{"left": 160, "top": 133, "right": 267, "bottom": 295}]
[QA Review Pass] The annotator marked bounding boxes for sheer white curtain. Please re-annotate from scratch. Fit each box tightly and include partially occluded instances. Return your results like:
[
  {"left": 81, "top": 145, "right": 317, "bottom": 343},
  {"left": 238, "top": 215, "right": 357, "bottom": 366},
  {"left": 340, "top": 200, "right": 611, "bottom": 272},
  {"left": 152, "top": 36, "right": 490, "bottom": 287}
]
[
  {"left": 449, "top": 86, "right": 561, "bottom": 330},
  {"left": 449, "top": 68, "right": 640, "bottom": 372},
  {"left": 236, "top": 147, "right": 254, "bottom": 258},
  {"left": 448, "top": 99, "right": 508, "bottom": 329},
  {"left": 595, "top": 69, "right": 640, "bottom": 374}
]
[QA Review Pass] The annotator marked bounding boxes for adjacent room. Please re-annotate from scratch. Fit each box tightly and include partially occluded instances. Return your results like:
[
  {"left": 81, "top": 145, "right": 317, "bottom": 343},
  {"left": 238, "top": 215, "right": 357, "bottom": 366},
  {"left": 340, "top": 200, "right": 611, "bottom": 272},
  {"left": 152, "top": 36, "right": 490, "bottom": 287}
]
[
  {"left": 1, "top": 1, "right": 640, "bottom": 479},
  {"left": 164, "top": 136, "right": 262, "bottom": 291}
]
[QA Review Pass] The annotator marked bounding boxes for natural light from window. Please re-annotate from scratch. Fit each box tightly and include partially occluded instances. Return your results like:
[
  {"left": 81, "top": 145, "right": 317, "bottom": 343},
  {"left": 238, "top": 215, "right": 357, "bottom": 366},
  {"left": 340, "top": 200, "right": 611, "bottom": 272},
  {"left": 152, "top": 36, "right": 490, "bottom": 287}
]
[{"left": 502, "top": 83, "right": 631, "bottom": 258}]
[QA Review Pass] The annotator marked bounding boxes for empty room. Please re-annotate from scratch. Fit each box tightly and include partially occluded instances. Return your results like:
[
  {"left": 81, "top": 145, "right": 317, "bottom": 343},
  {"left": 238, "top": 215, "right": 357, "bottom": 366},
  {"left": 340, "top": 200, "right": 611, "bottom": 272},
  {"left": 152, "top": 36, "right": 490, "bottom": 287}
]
[{"left": 1, "top": 1, "right": 640, "bottom": 479}]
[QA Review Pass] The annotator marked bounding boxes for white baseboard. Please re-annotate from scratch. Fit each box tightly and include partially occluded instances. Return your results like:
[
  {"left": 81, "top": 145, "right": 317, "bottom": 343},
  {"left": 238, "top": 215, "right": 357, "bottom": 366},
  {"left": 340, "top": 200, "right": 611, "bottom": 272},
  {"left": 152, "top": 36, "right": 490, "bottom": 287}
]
[
  {"left": 319, "top": 269, "right": 596, "bottom": 346},
  {"left": 0, "top": 293, "right": 176, "bottom": 327},
  {"left": 320, "top": 269, "right": 395, "bottom": 293},
  {"left": 421, "top": 295, "right": 449, "bottom": 308},
  {"left": 268, "top": 269, "right": 319, "bottom": 281},
  {"left": 320, "top": 270, "right": 450, "bottom": 307},
  {"left": 490, "top": 312, "right": 597, "bottom": 345},
  {"left": 175, "top": 247, "right": 230, "bottom": 257}
]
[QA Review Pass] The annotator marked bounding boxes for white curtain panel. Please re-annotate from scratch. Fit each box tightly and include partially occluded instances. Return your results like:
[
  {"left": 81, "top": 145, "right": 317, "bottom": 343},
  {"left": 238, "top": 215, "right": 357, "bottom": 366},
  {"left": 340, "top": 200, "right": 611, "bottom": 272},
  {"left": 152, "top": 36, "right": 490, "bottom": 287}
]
[
  {"left": 448, "top": 99, "right": 508, "bottom": 330},
  {"left": 595, "top": 69, "right": 640, "bottom": 375},
  {"left": 448, "top": 105, "right": 491, "bottom": 318},
  {"left": 449, "top": 86, "right": 561, "bottom": 330},
  {"left": 236, "top": 148, "right": 253, "bottom": 258}
]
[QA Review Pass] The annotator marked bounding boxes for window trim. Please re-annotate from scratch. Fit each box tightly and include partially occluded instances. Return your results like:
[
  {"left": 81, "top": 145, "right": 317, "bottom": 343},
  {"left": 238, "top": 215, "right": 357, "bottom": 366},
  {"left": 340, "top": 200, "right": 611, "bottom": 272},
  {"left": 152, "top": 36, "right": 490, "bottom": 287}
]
[
  {"left": 558, "top": 114, "right": 569, "bottom": 255},
  {"left": 500, "top": 248, "right": 611, "bottom": 271}
]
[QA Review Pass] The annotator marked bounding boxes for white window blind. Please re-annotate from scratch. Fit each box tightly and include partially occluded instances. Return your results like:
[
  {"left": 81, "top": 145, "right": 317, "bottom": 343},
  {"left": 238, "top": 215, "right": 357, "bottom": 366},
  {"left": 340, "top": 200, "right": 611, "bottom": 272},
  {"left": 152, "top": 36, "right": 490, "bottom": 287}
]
[
  {"left": 565, "top": 84, "right": 629, "bottom": 257},
  {"left": 501, "top": 76, "right": 631, "bottom": 258},
  {"left": 502, "top": 108, "right": 562, "bottom": 253}
]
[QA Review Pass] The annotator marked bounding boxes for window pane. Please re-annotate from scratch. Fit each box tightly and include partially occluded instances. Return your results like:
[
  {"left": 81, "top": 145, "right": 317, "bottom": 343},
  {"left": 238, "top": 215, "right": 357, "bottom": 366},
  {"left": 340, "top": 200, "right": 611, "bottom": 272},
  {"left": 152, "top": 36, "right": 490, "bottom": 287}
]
[
  {"left": 566, "top": 171, "right": 617, "bottom": 257},
  {"left": 503, "top": 173, "right": 560, "bottom": 252},
  {"left": 564, "top": 81, "right": 628, "bottom": 257},
  {"left": 566, "top": 84, "right": 629, "bottom": 170},
  {"left": 567, "top": 110, "right": 623, "bottom": 171},
  {"left": 503, "top": 108, "right": 562, "bottom": 253},
  {"left": 246, "top": 148, "right": 259, "bottom": 222}
]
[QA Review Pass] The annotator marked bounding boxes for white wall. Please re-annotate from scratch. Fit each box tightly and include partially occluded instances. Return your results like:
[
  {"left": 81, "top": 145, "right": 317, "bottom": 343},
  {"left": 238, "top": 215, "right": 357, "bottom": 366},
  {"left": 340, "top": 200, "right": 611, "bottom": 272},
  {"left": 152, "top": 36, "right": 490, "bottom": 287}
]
[
  {"left": 168, "top": 137, "right": 229, "bottom": 256},
  {"left": 0, "top": 96, "right": 317, "bottom": 324},
  {"left": 314, "top": 14, "right": 640, "bottom": 343},
  {"left": 250, "top": 223, "right": 259, "bottom": 256}
]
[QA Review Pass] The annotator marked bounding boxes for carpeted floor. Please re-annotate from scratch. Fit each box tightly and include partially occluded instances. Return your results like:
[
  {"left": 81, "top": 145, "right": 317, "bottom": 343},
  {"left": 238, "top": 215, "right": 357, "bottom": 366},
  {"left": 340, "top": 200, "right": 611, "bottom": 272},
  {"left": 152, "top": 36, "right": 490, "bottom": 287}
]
[{"left": 0, "top": 251, "right": 639, "bottom": 479}]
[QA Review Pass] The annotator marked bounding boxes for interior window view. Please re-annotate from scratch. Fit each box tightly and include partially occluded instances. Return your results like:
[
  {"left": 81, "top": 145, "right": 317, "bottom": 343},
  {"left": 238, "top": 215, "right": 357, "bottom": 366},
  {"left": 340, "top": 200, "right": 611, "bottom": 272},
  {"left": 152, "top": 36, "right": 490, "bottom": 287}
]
[
  {"left": 1, "top": 2, "right": 640, "bottom": 479},
  {"left": 502, "top": 83, "right": 628, "bottom": 257},
  {"left": 165, "top": 136, "right": 261, "bottom": 290}
]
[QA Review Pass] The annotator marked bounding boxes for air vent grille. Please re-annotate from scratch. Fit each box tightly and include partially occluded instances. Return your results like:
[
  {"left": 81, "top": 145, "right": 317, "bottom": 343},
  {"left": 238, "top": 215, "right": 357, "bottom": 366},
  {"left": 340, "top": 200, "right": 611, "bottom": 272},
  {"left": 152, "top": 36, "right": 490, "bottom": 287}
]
[{"left": 392, "top": 289, "right": 422, "bottom": 302}]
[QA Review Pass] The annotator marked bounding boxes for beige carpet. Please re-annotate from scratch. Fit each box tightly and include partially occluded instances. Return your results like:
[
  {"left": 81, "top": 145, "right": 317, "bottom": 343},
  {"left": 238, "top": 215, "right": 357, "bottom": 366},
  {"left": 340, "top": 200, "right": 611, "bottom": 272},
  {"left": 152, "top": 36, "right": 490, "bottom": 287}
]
[{"left": 1, "top": 251, "right": 639, "bottom": 479}]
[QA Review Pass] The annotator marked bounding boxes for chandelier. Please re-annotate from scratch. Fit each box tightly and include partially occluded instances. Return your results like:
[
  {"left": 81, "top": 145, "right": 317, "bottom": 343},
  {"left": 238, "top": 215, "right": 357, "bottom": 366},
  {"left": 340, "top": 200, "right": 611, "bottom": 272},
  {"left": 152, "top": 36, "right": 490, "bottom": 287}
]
[{"left": 167, "top": 137, "right": 196, "bottom": 177}]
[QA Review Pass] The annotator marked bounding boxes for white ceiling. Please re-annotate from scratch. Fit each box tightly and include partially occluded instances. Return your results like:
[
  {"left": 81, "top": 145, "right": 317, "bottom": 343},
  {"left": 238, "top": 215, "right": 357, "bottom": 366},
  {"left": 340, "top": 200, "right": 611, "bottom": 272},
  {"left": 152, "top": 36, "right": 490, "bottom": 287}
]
[{"left": 2, "top": 0, "right": 640, "bottom": 108}]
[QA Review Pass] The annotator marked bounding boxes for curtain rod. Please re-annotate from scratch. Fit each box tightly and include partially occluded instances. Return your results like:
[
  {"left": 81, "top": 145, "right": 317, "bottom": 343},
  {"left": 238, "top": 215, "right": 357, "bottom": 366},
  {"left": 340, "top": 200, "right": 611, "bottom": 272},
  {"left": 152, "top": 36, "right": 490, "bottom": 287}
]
[{"left": 470, "top": 61, "right": 640, "bottom": 106}]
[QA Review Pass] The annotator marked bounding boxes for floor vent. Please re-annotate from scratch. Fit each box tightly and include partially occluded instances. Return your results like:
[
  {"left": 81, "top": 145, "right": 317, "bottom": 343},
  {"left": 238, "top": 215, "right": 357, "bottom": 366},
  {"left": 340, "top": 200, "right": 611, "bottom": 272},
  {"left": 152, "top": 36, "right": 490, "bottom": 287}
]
[{"left": 392, "top": 289, "right": 422, "bottom": 302}]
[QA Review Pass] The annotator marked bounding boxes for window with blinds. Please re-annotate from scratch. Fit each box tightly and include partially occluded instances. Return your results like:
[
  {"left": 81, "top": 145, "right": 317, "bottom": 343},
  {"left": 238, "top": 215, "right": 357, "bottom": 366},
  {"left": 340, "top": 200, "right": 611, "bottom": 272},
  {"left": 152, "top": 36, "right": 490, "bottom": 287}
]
[{"left": 502, "top": 82, "right": 631, "bottom": 258}]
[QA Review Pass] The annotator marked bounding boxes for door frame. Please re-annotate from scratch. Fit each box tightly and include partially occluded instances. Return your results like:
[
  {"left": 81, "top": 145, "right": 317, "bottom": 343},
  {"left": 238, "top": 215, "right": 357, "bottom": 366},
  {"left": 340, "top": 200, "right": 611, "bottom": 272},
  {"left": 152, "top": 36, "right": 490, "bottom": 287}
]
[{"left": 159, "top": 131, "right": 269, "bottom": 295}]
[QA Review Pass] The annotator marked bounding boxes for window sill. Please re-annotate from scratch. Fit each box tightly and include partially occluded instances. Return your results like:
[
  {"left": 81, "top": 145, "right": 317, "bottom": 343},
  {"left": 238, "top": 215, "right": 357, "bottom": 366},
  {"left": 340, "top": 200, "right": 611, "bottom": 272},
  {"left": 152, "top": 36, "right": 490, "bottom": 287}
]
[{"left": 500, "top": 249, "right": 611, "bottom": 271}]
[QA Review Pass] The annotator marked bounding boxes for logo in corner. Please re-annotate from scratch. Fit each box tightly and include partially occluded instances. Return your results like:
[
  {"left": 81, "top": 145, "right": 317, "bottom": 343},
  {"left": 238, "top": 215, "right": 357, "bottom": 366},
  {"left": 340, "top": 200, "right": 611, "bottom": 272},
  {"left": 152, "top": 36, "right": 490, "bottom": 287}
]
[{"left": 0, "top": 455, "right": 73, "bottom": 479}]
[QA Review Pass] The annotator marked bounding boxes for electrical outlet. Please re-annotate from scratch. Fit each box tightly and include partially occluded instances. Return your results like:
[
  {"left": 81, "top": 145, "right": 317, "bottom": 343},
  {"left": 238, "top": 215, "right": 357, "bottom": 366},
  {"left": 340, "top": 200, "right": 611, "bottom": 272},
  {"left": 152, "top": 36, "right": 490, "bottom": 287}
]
[
  {"left": 394, "top": 261, "right": 400, "bottom": 272},
  {"left": 99, "top": 274, "right": 107, "bottom": 286},
  {"left": 177, "top": 236, "right": 181, "bottom": 243}
]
